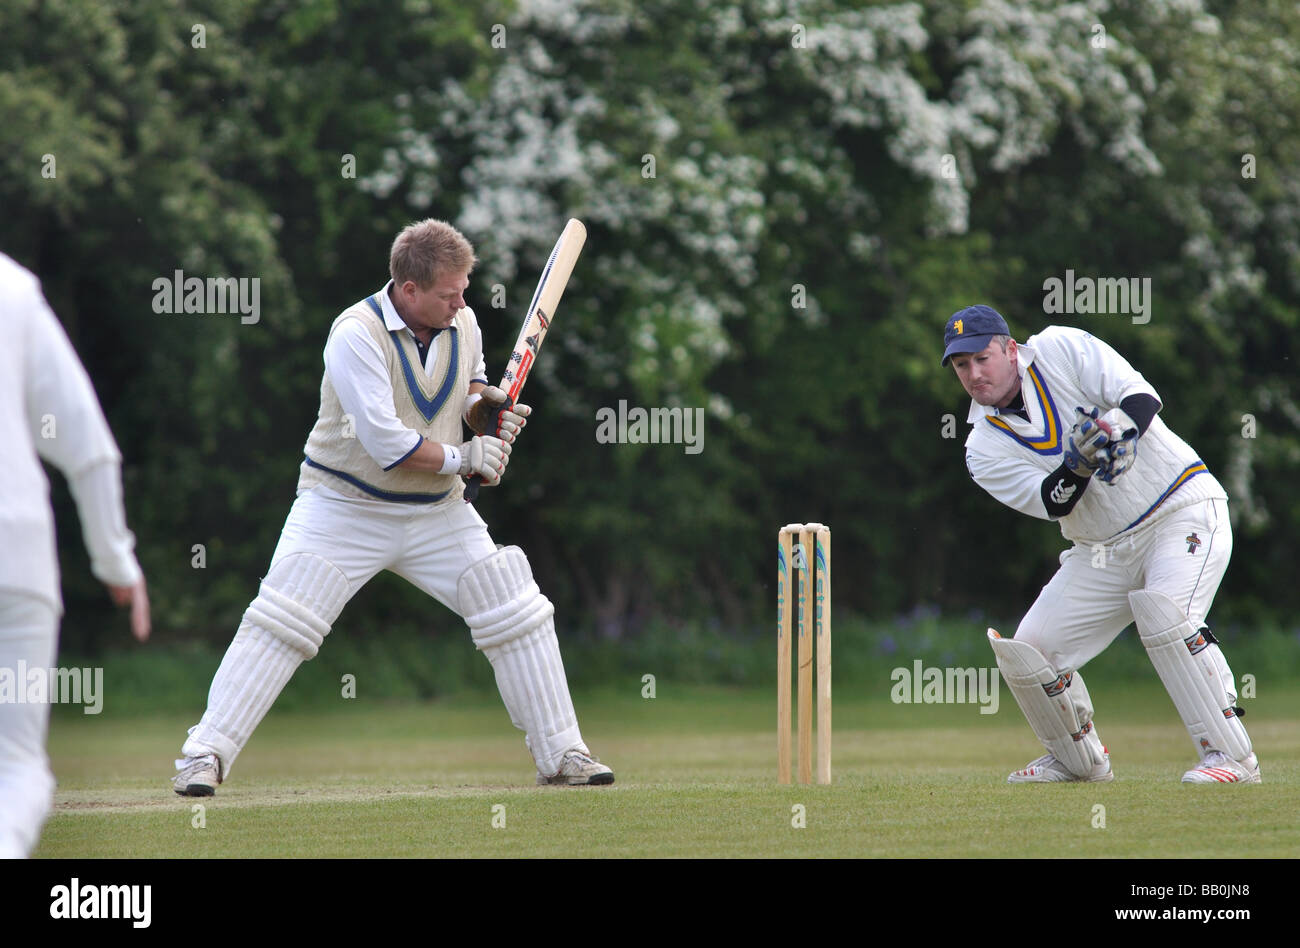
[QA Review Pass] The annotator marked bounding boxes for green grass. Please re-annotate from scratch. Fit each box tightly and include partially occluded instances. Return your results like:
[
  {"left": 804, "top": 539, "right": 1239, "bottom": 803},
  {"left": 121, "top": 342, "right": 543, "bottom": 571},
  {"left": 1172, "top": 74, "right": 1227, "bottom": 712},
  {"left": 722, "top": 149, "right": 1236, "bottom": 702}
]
[
  {"left": 55, "top": 613, "right": 1300, "bottom": 715},
  {"left": 36, "top": 678, "right": 1300, "bottom": 858}
]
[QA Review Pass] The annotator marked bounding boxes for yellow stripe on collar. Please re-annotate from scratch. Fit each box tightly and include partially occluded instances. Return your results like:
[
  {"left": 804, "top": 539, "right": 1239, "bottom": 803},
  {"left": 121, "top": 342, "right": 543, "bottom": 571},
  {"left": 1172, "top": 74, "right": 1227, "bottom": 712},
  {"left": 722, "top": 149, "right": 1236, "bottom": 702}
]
[{"left": 984, "top": 364, "right": 1061, "bottom": 453}]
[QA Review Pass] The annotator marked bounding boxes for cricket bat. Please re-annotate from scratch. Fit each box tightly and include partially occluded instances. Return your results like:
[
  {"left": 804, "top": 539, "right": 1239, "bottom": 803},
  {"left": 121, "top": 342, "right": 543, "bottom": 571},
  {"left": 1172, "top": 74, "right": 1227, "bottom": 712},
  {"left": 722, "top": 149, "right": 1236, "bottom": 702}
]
[{"left": 464, "top": 217, "right": 587, "bottom": 501}]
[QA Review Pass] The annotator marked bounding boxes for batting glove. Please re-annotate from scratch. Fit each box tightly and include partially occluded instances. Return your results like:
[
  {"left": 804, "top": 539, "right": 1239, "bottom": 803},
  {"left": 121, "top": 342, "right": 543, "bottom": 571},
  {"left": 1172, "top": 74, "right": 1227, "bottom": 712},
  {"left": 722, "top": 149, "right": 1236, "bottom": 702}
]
[
  {"left": 466, "top": 386, "right": 532, "bottom": 444},
  {"left": 457, "top": 435, "right": 511, "bottom": 487}
]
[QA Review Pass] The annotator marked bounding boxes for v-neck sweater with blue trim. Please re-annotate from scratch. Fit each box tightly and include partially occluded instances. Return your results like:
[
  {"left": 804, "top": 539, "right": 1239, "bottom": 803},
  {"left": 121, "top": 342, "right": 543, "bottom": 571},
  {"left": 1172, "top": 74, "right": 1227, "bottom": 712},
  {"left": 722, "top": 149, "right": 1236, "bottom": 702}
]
[{"left": 298, "top": 295, "right": 479, "bottom": 504}]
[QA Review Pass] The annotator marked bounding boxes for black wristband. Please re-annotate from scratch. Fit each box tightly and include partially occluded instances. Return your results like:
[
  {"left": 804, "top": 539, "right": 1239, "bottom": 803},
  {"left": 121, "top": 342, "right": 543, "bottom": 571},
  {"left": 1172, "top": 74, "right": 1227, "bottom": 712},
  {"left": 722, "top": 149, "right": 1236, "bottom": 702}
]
[
  {"left": 1119, "top": 393, "right": 1161, "bottom": 436},
  {"left": 1041, "top": 462, "right": 1091, "bottom": 518}
]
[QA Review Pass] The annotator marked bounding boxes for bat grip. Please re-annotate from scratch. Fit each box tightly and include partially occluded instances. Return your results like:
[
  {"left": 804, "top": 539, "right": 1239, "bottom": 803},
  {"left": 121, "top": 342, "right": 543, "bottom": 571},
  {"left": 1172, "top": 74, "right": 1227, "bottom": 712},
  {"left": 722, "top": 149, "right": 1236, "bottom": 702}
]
[{"left": 462, "top": 398, "right": 512, "bottom": 504}]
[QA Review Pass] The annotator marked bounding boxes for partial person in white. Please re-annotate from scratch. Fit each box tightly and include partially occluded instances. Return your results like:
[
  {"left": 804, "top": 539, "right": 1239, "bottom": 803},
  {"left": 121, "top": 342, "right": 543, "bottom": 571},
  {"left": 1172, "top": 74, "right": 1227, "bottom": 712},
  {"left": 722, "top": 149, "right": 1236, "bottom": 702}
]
[
  {"left": 0, "top": 253, "right": 150, "bottom": 858},
  {"left": 172, "top": 219, "right": 613, "bottom": 795},
  {"left": 943, "top": 304, "right": 1258, "bottom": 785}
]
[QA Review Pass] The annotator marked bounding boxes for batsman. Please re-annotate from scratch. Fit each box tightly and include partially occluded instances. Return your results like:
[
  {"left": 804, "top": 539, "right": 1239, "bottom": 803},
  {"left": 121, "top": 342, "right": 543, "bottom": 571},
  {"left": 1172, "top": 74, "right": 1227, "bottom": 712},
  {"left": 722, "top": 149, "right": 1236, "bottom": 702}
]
[
  {"left": 172, "top": 219, "right": 613, "bottom": 794},
  {"left": 943, "top": 305, "right": 1258, "bottom": 784}
]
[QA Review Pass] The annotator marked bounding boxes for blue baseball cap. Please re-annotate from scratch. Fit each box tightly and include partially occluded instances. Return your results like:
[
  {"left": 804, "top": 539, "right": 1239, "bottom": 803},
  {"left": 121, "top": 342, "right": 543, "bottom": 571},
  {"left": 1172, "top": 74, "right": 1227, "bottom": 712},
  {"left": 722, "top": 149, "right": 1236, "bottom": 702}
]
[{"left": 941, "top": 305, "right": 1010, "bottom": 366}]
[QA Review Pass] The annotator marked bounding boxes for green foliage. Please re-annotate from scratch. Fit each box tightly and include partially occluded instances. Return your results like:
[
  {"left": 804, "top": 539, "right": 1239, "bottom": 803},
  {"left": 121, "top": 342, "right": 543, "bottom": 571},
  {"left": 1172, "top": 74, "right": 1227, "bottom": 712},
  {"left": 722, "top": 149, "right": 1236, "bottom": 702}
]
[{"left": 3, "top": 0, "right": 1298, "bottom": 648}]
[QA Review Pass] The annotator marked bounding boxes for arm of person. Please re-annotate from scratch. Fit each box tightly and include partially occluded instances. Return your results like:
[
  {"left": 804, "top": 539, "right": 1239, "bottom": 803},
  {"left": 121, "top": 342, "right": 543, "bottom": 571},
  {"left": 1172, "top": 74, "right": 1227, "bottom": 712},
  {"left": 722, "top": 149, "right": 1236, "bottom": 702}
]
[
  {"left": 326, "top": 319, "right": 503, "bottom": 478},
  {"left": 966, "top": 448, "right": 1090, "bottom": 521},
  {"left": 1044, "top": 328, "right": 1163, "bottom": 485},
  {"left": 461, "top": 311, "right": 491, "bottom": 424},
  {"left": 1118, "top": 392, "right": 1160, "bottom": 435},
  {"left": 68, "top": 464, "right": 151, "bottom": 641},
  {"left": 392, "top": 438, "right": 452, "bottom": 474},
  {"left": 22, "top": 278, "right": 149, "bottom": 640},
  {"left": 1046, "top": 326, "right": 1163, "bottom": 427}
]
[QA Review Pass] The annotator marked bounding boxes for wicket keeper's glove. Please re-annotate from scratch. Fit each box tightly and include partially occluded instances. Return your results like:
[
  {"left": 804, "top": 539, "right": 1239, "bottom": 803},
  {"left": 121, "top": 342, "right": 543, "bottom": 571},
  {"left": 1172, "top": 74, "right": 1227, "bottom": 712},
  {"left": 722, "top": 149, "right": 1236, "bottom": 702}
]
[
  {"left": 1063, "top": 406, "right": 1110, "bottom": 477},
  {"left": 1094, "top": 409, "right": 1139, "bottom": 484}
]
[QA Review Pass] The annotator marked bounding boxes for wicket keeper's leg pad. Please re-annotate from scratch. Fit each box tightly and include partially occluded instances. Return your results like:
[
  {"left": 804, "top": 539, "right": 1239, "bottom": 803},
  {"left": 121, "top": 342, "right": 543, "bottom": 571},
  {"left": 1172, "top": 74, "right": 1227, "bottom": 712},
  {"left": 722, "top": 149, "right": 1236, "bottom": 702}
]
[
  {"left": 1129, "top": 589, "right": 1250, "bottom": 761},
  {"left": 183, "top": 552, "right": 350, "bottom": 774},
  {"left": 458, "top": 546, "right": 582, "bottom": 775},
  {"left": 988, "top": 630, "right": 1107, "bottom": 777}
]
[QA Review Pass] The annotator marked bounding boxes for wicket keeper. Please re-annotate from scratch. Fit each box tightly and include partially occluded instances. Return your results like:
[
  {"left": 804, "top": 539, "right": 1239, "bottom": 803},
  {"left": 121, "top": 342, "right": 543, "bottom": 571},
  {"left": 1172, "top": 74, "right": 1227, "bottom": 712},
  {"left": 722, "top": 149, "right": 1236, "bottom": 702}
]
[{"left": 943, "top": 304, "right": 1258, "bottom": 784}]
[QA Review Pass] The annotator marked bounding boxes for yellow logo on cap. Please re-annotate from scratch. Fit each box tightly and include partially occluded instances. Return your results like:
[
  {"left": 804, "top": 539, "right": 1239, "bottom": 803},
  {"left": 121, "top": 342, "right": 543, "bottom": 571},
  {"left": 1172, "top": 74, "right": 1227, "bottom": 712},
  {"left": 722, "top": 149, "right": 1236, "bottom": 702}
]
[{"left": 955, "top": 319, "right": 963, "bottom": 335}]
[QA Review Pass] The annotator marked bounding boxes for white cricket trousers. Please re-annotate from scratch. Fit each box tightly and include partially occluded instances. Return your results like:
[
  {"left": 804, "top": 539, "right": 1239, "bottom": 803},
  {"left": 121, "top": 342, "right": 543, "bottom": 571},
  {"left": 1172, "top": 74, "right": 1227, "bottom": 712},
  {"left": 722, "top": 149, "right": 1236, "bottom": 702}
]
[
  {"left": 271, "top": 484, "right": 500, "bottom": 608},
  {"left": 1015, "top": 497, "right": 1233, "bottom": 672},
  {"left": 183, "top": 485, "right": 504, "bottom": 772},
  {"left": 0, "top": 594, "right": 59, "bottom": 858}
]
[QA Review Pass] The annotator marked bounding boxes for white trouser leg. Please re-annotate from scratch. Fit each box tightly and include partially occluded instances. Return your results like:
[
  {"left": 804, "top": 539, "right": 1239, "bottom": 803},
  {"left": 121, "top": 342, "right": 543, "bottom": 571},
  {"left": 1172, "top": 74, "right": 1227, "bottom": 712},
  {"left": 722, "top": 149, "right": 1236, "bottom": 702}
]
[
  {"left": 989, "top": 631, "right": 1107, "bottom": 777},
  {"left": 392, "top": 501, "right": 588, "bottom": 775},
  {"left": 1130, "top": 589, "right": 1251, "bottom": 761},
  {"left": 180, "top": 488, "right": 389, "bottom": 775},
  {"left": 1013, "top": 544, "right": 1135, "bottom": 674},
  {"left": 1139, "top": 498, "right": 1243, "bottom": 759},
  {"left": 0, "top": 595, "right": 59, "bottom": 858},
  {"left": 456, "top": 547, "right": 584, "bottom": 775},
  {"left": 182, "top": 552, "right": 352, "bottom": 775}
]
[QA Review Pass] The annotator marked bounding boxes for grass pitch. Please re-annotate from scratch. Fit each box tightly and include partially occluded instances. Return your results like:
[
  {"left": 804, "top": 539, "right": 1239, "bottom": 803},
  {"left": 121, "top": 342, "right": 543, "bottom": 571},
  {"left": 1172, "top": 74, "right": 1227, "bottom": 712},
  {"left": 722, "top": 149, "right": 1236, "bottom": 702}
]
[{"left": 37, "top": 678, "right": 1300, "bottom": 858}]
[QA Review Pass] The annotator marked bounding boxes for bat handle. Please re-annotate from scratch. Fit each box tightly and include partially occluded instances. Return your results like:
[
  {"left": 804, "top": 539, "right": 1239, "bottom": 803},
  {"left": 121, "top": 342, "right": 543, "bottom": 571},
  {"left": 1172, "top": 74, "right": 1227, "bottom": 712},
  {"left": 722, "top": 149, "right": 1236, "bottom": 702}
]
[{"left": 462, "top": 398, "right": 512, "bottom": 504}]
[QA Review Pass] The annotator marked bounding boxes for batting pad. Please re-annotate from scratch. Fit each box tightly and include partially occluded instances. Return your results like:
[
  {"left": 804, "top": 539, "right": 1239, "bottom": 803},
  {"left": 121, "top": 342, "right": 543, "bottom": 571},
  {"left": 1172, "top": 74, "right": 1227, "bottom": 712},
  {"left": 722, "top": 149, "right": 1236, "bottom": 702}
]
[
  {"left": 458, "top": 547, "right": 582, "bottom": 775},
  {"left": 1130, "top": 589, "right": 1251, "bottom": 761},
  {"left": 183, "top": 552, "right": 350, "bottom": 774},
  {"left": 988, "top": 630, "right": 1107, "bottom": 777}
]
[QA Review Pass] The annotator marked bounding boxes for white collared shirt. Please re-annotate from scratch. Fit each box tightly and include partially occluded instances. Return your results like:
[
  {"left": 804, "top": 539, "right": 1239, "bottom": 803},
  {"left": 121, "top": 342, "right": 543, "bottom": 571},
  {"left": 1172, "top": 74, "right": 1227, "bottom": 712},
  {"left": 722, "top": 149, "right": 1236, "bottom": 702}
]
[
  {"left": 962, "top": 326, "right": 1224, "bottom": 543},
  {"left": 323, "top": 282, "right": 488, "bottom": 468}
]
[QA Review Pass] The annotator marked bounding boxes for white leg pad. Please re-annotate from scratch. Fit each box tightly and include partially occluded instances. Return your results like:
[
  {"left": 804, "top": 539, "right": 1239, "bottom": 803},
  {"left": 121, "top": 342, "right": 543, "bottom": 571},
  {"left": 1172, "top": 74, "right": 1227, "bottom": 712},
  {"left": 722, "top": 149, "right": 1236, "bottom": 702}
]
[
  {"left": 1129, "top": 589, "right": 1251, "bottom": 760},
  {"left": 182, "top": 553, "right": 350, "bottom": 775},
  {"left": 988, "top": 630, "right": 1107, "bottom": 777},
  {"left": 458, "top": 547, "right": 582, "bottom": 775}
]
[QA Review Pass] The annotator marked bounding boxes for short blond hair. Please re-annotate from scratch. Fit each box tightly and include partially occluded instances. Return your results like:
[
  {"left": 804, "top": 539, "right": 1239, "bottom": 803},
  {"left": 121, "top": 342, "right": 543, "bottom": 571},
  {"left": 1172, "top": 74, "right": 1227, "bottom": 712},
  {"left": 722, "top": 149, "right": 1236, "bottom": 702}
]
[{"left": 389, "top": 219, "right": 477, "bottom": 289}]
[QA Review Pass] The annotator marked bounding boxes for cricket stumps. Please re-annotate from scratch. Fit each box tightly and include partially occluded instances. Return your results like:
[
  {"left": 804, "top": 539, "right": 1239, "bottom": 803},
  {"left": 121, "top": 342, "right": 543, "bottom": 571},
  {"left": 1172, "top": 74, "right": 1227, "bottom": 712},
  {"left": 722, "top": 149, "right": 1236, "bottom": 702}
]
[{"left": 777, "top": 523, "right": 831, "bottom": 784}]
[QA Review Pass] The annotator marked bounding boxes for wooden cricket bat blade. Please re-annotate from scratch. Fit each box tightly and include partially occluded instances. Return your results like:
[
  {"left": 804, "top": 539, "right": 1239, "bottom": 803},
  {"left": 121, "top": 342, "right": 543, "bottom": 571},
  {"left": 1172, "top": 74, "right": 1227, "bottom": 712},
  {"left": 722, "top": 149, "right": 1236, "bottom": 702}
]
[{"left": 465, "top": 219, "right": 586, "bottom": 502}]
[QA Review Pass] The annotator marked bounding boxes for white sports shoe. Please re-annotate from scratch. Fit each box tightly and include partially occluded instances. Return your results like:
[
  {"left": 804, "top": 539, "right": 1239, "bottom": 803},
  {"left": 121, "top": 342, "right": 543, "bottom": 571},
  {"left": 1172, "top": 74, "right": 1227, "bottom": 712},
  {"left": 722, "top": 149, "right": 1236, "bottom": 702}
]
[
  {"left": 1008, "top": 748, "right": 1113, "bottom": 783},
  {"left": 1182, "top": 750, "right": 1261, "bottom": 784},
  {"left": 172, "top": 754, "right": 222, "bottom": 796},
  {"left": 537, "top": 749, "right": 615, "bottom": 786}
]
